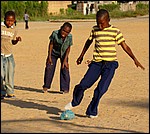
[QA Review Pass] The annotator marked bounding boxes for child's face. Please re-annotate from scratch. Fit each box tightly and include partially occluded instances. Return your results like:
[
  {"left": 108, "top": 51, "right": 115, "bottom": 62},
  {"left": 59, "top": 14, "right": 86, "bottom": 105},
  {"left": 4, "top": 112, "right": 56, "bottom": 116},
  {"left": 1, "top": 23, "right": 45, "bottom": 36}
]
[
  {"left": 96, "top": 16, "right": 110, "bottom": 30},
  {"left": 60, "top": 26, "right": 71, "bottom": 39},
  {"left": 5, "top": 15, "right": 16, "bottom": 28}
]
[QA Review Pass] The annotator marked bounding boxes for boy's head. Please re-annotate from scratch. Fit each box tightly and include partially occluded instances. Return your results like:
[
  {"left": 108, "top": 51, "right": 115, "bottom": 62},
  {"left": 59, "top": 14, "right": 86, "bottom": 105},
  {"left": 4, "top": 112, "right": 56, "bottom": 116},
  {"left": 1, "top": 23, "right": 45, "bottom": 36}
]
[
  {"left": 25, "top": 9, "right": 27, "bottom": 14},
  {"left": 96, "top": 9, "right": 110, "bottom": 30},
  {"left": 60, "top": 22, "right": 72, "bottom": 39},
  {"left": 4, "top": 11, "right": 16, "bottom": 28}
]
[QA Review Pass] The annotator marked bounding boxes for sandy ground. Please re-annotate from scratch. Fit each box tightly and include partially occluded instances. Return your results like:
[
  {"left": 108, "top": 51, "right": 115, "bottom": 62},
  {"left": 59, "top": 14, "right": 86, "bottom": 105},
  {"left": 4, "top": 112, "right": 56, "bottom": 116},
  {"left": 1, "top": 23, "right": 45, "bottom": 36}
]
[{"left": 1, "top": 15, "right": 149, "bottom": 133}]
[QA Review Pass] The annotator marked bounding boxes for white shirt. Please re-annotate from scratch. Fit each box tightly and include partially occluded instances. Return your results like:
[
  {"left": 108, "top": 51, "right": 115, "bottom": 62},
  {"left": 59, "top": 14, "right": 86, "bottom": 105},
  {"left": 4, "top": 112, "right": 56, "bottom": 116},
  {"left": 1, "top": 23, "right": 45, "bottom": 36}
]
[{"left": 24, "top": 13, "right": 29, "bottom": 21}]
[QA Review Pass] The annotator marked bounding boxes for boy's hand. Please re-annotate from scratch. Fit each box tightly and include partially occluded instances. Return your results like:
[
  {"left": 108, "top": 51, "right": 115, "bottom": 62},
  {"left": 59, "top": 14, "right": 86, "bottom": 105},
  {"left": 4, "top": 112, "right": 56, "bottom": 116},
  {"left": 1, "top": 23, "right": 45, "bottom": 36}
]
[
  {"left": 76, "top": 56, "right": 83, "bottom": 65},
  {"left": 134, "top": 59, "right": 145, "bottom": 70},
  {"left": 62, "top": 61, "right": 69, "bottom": 69},
  {"left": 16, "top": 37, "right": 21, "bottom": 42},
  {"left": 85, "top": 60, "right": 92, "bottom": 65},
  {"left": 12, "top": 36, "right": 22, "bottom": 45},
  {"left": 46, "top": 56, "right": 53, "bottom": 65}
]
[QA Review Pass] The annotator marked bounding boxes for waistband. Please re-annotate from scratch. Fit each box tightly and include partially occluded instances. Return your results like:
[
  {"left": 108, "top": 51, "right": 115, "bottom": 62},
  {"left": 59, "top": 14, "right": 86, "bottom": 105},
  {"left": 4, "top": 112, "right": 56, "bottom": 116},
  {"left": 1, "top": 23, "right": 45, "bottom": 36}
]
[{"left": 1, "top": 53, "right": 12, "bottom": 57}]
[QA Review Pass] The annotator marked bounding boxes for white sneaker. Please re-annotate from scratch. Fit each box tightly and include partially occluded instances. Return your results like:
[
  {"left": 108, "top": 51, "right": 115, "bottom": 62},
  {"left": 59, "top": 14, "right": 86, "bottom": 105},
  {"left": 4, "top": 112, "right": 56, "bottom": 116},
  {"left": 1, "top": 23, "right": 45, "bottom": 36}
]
[
  {"left": 87, "top": 115, "right": 98, "bottom": 118},
  {"left": 65, "top": 102, "right": 73, "bottom": 110}
]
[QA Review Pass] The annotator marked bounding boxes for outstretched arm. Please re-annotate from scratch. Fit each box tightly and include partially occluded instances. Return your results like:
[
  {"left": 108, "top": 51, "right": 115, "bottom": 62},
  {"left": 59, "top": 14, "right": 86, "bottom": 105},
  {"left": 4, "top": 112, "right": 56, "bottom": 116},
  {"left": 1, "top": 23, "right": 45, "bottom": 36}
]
[
  {"left": 76, "top": 39, "right": 93, "bottom": 65},
  {"left": 120, "top": 41, "right": 145, "bottom": 70}
]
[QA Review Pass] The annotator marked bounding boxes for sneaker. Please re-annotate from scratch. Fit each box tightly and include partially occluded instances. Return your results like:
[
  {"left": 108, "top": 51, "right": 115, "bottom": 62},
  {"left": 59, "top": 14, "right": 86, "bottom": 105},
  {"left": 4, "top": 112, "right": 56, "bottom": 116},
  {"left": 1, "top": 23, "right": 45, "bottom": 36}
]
[
  {"left": 60, "top": 91, "right": 64, "bottom": 94},
  {"left": 5, "top": 95, "right": 16, "bottom": 99},
  {"left": 64, "top": 90, "right": 69, "bottom": 93},
  {"left": 65, "top": 102, "right": 73, "bottom": 110},
  {"left": 86, "top": 115, "right": 98, "bottom": 118},
  {"left": 42, "top": 88, "right": 48, "bottom": 93},
  {"left": 60, "top": 90, "right": 69, "bottom": 94}
]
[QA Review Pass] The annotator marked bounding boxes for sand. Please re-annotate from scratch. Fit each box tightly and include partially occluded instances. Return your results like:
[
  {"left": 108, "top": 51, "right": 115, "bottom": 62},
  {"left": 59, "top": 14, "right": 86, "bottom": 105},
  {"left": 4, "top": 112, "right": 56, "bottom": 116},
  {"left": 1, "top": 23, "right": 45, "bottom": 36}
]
[{"left": 1, "top": 15, "right": 149, "bottom": 133}]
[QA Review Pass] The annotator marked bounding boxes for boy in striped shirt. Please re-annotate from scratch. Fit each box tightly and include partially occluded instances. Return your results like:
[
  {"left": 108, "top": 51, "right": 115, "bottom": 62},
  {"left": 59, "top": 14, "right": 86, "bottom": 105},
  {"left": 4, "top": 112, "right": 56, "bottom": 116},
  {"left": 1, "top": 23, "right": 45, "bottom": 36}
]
[{"left": 65, "top": 9, "right": 145, "bottom": 118}]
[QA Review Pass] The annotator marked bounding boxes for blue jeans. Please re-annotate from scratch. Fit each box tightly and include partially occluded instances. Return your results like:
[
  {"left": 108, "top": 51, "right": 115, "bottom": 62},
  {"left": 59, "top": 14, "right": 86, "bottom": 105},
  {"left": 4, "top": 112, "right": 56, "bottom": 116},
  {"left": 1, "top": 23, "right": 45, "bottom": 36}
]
[
  {"left": 1, "top": 54, "right": 15, "bottom": 96},
  {"left": 43, "top": 53, "right": 70, "bottom": 92},
  {"left": 71, "top": 61, "right": 119, "bottom": 116}
]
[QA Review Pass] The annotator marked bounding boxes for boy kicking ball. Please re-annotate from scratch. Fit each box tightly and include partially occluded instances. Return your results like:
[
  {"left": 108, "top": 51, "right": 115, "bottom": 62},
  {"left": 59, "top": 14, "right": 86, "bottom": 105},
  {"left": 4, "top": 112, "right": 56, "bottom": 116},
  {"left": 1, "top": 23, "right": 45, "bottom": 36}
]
[{"left": 65, "top": 9, "right": 145, "bottom": 118}]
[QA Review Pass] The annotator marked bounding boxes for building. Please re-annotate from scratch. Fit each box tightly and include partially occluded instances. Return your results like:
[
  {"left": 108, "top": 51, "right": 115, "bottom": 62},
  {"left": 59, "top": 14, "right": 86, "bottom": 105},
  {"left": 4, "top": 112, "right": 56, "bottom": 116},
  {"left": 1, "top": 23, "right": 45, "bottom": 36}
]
[
  {"left": 46, "top": 1, "right": 149, "bottom": 15},
  {"left": 47, "top": 1, "right": 72, "bottom": 15},
  {"left": 75, "top": 1, "right": 118, "bottom": 15}
]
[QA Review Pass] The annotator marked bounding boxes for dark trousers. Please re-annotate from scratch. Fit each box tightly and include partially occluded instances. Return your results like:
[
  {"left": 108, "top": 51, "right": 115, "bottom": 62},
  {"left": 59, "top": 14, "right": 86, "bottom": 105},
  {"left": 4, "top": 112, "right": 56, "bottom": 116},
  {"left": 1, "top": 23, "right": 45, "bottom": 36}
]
[
  {"left": 71, "top": 61, "right": 118, "bottom": 116},
  {"left": 25, "top": 20, "right": 29, "bottom": 29},
  {"left": 43, "top": 54, "right": 70, "bottom": 92}
]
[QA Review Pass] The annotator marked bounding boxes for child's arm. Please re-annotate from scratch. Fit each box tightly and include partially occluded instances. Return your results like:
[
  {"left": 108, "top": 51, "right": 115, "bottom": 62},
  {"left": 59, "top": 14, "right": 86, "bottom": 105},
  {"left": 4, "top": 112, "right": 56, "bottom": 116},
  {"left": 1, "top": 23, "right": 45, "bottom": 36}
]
[
  {"left": 46, "top": 41, "right": 53, "bottom": 65},
  {"left": 12, "top": 36, "right": 21, "bottom": 45},
  {"left": 62, "top": 46, "right": 70, "bottom": 69},
  {"left": 120, "top": 41, "right": 145, "bottom": 70},
  {"left": 76, "top": 39, "right": 93, "bottom": 65}
]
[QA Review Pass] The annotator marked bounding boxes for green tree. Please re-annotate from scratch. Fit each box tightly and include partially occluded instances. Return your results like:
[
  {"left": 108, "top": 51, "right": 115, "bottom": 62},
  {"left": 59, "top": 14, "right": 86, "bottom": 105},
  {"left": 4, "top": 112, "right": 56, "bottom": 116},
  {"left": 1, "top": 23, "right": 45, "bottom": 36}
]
[
  {"left": 40, "top": 1, "right": 48, "bottom": 17},
  {"left": 13, "top": 1, "right": 25, "bottom": 20},
  {"left": 1, "top": 1, "right": 8, "bottom": 19},
  {"left": 25, "top": 1, "right": 34, "bottom": 17}
]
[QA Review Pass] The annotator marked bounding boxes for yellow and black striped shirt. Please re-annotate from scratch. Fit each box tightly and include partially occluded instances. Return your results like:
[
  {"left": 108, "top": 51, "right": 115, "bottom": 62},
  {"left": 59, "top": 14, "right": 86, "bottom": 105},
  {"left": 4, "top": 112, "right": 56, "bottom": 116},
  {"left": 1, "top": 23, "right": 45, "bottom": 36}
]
[{"left": 88, "top": 25, "right": 125, "bottom": 62}]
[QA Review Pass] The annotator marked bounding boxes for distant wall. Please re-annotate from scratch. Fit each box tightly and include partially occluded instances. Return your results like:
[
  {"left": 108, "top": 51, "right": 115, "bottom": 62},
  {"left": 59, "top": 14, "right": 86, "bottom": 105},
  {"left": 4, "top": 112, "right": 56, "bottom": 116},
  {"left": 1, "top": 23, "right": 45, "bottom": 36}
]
[
  {"left": 120, "top": 1, "right": 149, "bottom": 11},
  {"left": 120, "top": 1, "right": 136, "bottom": 11},
  {"left": 47, "top": 1, "right": 72, "bottom": 15},
  {"left": 76, "top": 1, "right": 149, "bottom": 15}
]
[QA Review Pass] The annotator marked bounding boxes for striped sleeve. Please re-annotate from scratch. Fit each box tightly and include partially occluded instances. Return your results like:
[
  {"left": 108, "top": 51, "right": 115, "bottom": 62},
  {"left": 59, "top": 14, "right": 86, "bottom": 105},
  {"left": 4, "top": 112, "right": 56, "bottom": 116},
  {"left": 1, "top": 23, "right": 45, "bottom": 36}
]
[
  {"left": 116, "top": 30, "right": 125, "bottom": 45},
  {"left": 88, "top": 26, "right": 98, "bottom": 40},
  {"left": 88, "top": 29, "right": 94, "bottom": 40}
]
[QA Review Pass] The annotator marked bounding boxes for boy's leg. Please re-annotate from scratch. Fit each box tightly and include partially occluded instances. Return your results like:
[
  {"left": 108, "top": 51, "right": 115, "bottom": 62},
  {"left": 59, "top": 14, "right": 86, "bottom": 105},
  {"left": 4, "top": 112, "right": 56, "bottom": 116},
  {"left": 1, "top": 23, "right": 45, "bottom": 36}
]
[
  {"left": 71, "top": 62, "right": 103, "bottom": 107},
  {"left": 25, "top": 20, "right": 28, "bottom": 29},
  {"left": 1, "top": 55, "right": 6, "bottom": 96},
  {"left": 60, "top": 58, "right": 70, "bottom": 93},
  {"left": 26, "top": 21, "right": 29, "bottom": 29},
  {"left": 25, "top": 21, "right": 27, "bottom": 29},
  {"left": 43, "top": 55, "right": 57, "bottom": 90},
  {"left": 86, "top": 61, "right": 119, "bottom": 116},
  {"left": 60, "top": 67, "right": 70, "bottom": 93},
  {"left": 5, "top": 55, "right": 15, "bottom": 96}
]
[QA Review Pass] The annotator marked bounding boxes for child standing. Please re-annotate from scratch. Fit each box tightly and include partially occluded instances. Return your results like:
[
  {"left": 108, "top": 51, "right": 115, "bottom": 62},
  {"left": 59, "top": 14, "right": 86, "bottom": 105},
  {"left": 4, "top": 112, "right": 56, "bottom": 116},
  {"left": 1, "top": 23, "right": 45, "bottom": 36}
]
[
  {"left": 1, "top": 11, "right": 22, "bottom": 99},
  {"left": 86, "top": 4, "right": 89, "bottom": 15},
  {"left": 65, "top": 9, "right": 145, "bottom": 118},
  {"left": 42, "top": 22, "right": 73, "bottom": 94},
  {"left": 24, "top": 9, "right": 30, "bottom": 29}
]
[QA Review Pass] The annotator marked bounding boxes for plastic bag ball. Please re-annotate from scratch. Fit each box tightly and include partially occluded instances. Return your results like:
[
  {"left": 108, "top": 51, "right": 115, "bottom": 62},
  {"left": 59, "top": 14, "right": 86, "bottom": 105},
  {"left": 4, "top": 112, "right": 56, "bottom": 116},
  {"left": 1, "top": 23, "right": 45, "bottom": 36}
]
[{"left": 60, "top": 110, "right": 75, "bottom": 120}]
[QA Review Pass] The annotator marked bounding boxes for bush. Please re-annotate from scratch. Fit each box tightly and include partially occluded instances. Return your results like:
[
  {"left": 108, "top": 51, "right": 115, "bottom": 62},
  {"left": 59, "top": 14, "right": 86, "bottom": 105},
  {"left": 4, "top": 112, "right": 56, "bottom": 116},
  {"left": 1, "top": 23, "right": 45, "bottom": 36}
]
[
  {"left": 136, "top": 2, "right": 149, "bottom": 10},
  {"left": 1, "top": 1, "right": 48, "bottom": 21},
  {"left": 60, "top": 8, "right": 65, "bottom": 15},
  {"left": 110, "top": 9, "right": 143, "bottom": 19},
  {"left": 135, "top": 2, "right": 149, "bottom": 16},
  {"left": 1, "top": 1, "right": 26, "bottom": 20},
  {"left": 98, "top": 3, "right": 120, "bottom": 12},
  {"left": 66, "top": 8, "right": 75, "bottom": 15}
]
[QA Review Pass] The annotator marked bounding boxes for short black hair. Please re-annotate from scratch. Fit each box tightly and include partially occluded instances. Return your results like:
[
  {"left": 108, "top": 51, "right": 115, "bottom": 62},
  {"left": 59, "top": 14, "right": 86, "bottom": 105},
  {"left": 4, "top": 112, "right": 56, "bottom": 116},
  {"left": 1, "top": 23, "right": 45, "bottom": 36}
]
[
  {"left": 61, "top": 22, "right": 72, "bottom": 30},
  {"left": 4, "top": 10, "right": 16, "bottom": 20},
  {"left": 96, "top": 9, "right": 110, "bottom": 20}
]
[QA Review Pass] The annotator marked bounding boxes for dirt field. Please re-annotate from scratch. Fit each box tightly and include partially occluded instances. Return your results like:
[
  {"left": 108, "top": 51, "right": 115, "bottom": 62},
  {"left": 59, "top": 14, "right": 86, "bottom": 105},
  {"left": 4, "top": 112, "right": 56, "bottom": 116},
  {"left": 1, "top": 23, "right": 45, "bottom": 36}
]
[{"left": 1, "top": 15, "right": 149, "bottom": 133}]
